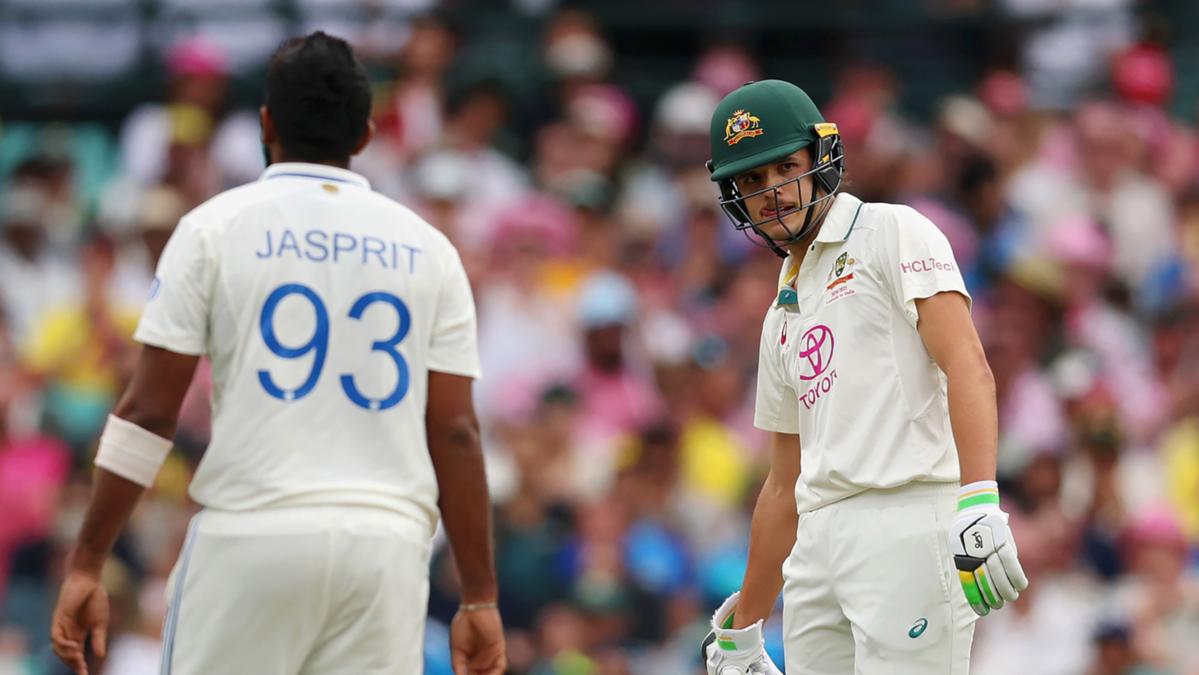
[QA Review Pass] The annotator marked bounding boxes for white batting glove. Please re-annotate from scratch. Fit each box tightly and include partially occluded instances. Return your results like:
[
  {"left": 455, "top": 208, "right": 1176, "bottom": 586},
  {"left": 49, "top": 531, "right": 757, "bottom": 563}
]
[
  {"left": 949, "top": 481, "right": 1029, "bottom": 616},
  {"left": 700, "top": 592, "right": 783, "bottom": 675}
]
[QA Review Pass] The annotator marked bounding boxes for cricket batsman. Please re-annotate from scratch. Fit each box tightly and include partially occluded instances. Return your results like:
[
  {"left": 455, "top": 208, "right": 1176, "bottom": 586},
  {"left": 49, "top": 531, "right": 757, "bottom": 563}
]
[{"left": 700, "top": 80, "right": 1028, "bottom": 674}]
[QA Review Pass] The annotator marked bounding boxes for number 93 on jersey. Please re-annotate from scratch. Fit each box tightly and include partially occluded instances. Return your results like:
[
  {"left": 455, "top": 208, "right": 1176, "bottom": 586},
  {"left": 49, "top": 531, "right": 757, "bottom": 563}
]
[{"left": 256, "top": 283, "right": 412, "bottom": 411}]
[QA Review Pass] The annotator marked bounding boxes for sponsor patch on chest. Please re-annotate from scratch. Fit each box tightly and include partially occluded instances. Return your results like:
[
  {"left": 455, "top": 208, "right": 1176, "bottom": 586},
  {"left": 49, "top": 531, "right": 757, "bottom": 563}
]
[{"left": 780, "top": 320, "right": 839, "bottom": 410}]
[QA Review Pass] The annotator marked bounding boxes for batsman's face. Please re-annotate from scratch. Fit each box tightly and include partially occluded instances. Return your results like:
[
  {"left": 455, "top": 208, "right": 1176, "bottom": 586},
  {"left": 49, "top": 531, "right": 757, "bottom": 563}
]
[{"left": 733, "top": 151, "right": 816, "bottom": 241}]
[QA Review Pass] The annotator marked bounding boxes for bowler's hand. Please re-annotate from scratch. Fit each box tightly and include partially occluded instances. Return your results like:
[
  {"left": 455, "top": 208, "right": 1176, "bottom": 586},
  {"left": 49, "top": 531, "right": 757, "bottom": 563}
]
[
  {"left": 450, "top": 607, "right": 506, "bottom": 675},
  {"left": 50, "top": 570, "right": 109, "bottom": 675}
]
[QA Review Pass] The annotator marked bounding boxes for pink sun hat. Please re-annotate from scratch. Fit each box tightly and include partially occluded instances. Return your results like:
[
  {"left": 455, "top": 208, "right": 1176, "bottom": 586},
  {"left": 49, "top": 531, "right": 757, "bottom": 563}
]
[
  {"left": 1045, "top": 216, "right": 1113, "bottom": 271},
  {"left": 167, "top": 37, "right": 228, "bottom": 78}
]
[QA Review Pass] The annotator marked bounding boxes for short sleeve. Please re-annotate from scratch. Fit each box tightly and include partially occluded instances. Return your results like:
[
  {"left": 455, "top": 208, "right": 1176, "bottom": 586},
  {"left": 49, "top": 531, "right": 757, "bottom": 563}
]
[
  {"left": 753, "top": 317, "right": 800, "bottom": 434},
  {"left": 879, "top": 206, "right": 971, "bottom": 328},
  {"left": 426, "top": 245, "right": 481, "bottom": 379},
  {"left": 133, "top": 217, "right": 213, "bottom": 355}
]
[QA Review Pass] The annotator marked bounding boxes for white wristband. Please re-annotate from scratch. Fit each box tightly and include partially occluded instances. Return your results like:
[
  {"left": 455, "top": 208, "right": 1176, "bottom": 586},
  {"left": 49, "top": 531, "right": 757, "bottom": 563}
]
[
  {"left": 957, "top": 480, "right": 1000, "bottom": 512},
  {"left": 95, "top": 414, "right": 173, "bottom": 487}
]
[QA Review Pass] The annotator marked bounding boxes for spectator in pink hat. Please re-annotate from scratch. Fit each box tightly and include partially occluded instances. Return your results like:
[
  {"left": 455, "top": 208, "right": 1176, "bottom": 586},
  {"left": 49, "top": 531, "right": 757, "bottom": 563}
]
[
  {"left": 692, "top": 43, "right": 759, "bottom": 98},
  {"left": 474, "top": 197, "right": 581, "bottom": 423},
  {"left": 1111, "top": 39, "right": 1198, "bottom": 196},
  {"left": 1007, "top": 100, "right": 1177, "bottom": 303},
  {"left": 1112, "top": 43, "right": 1173, "bottom": 110},
  {"left": 118, "top": 37, "right": 263, "bottom": 192},
  {"left": 1113, "top": 508, "right": 1199, "bottom": 673},
  {"left": 1049, "top": 216, "right": 1169, "bottom": 441}
]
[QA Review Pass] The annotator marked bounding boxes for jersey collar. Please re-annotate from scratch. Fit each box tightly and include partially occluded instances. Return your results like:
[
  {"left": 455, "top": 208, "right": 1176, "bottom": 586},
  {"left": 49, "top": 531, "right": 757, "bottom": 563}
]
[
  {"left": 260, "top": 162, "right": 371, "bottom": 190},
  {"left": 773, "top": 193, "right": 864, "bottom": 307},
  {"left": 815, "top": 192, "right": 864, "bottom": 244}
]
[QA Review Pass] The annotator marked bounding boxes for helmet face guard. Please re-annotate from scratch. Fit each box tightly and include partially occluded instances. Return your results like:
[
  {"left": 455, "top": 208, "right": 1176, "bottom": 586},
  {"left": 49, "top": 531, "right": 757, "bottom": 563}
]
[{"left": 709, "top": 125, "right": 845, "bottom": 257}]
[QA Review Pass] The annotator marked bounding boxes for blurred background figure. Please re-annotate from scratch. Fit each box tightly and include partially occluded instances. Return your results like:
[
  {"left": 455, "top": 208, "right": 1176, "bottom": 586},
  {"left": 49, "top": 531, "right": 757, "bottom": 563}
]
[
  {"left": 117, "top": 37, "right": 262, "bottom": 194},
  {"left": 374, "top": 14, "right": 459, "bottom": 162},
  {"left": 3, "top": 1, "right": 1199, "bottom": 673}
]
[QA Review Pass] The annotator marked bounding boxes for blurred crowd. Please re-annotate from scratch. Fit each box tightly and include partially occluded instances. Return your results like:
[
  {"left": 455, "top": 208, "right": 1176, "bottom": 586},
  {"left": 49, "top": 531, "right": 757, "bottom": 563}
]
[{"left": 3, "top": 2, "right": 1199, "bottom": 674}]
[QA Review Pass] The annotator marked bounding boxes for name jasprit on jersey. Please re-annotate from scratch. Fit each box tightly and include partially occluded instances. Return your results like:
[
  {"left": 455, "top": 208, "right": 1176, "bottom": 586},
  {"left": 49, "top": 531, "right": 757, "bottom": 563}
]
[{"left": 254, "top": 228, "right": 423, "bottom": 273}]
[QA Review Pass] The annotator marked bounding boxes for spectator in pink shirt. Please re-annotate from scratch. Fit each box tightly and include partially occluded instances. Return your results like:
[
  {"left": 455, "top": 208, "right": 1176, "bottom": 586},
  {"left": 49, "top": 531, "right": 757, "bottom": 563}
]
[
  {"left": 572, "top": 271, "right": 662, "bottom": 447},
  {"left": 0, "top": 372, "right": 70, "bottom": 605}
]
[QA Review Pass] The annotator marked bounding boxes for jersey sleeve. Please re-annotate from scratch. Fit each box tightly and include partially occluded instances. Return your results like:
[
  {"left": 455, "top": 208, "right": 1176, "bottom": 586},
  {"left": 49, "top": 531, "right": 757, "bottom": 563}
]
[
  {"left": 133, "top": 216, "right": 213, "bottom": 355},
  {"left": 878, "top": 206, "right": 971, "bottom": 328},
  {"left": 426, "top": 245, "right": 481, "bottom": 379},
  {"left": 753, "top": 318, "right": 800, "bottom": 434}
]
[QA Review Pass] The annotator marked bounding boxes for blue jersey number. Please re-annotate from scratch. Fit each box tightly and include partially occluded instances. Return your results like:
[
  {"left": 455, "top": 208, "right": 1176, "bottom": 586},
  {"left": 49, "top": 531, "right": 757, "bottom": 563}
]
[
  {"left": 257, "top": 284, "right": 329, "bottom": 402},
  {"left": 340, "top": 291, "right": 411, "bottom": 411},
  {"left": 257, "top": 283, "right": 411, "bottom": 410}
]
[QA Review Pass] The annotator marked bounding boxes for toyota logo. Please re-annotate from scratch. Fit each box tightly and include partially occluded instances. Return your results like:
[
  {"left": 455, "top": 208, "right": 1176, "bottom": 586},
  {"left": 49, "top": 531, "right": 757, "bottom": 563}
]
[{"left": 797, "top": 324, "right": 835, "bottom": 381}]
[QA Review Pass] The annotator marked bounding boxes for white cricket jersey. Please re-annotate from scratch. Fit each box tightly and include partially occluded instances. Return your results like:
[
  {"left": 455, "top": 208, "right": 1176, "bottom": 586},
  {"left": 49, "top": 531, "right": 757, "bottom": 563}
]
[
  {"left": 135, "top": 163, "right": 480, "bottom": 534},
  {"left": 754, "top": 192, "right": 969, "bottom": 514}
]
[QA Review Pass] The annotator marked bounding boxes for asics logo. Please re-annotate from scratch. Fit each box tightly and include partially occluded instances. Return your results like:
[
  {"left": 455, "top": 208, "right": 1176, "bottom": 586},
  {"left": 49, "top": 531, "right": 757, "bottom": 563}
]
[{"left": 908, "top": 618, "right": 929, "bottom": 638}]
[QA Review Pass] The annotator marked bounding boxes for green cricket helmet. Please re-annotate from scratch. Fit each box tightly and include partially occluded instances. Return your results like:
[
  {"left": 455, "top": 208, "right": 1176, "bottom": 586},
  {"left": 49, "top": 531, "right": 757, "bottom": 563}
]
[{"left": 707, "top": 80, "right": 845, "bottom": 256}]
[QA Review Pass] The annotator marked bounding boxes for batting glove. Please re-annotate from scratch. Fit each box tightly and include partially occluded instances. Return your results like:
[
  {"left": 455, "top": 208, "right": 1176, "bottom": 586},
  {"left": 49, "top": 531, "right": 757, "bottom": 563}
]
[
  {"left": 700, "top": 592, "right": 783, "bottom": 675},
  {"left": 949, "top": 480, "right": 1029, "bottom": 616}
]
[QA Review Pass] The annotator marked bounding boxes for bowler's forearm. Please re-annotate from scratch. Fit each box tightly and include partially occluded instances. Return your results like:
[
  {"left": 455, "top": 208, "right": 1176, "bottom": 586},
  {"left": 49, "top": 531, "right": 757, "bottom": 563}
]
[
  {"left": 70, "top": 469, "right": 146, "bottom": 575},
  {"left": 733, "top": 473, "right": 798, "bottom": 629},
  {"left": 70, "top": 346, "right": 197, "bottom": 576},
  {"left": 428, "top": 415, "right": 498, "bottom": 604},
  {"left": 945, "top": 359, "right": 998, "bottom": 485}
]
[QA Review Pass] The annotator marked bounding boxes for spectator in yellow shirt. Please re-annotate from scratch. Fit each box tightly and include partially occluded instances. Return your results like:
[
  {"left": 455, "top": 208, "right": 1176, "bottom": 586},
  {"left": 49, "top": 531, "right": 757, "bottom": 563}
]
[{"left": 22, "top": 233, "right": 140, "bottom": 451}]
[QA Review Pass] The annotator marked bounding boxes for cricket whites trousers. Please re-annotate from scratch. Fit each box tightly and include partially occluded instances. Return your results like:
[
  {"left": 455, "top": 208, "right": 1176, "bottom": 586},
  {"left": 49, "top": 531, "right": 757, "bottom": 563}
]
[
  {"left": 160, "top": 504, "right": 432, "bottom": 674},
  {"left": 782, "top": 481, "right": 977, "bottom": 674}
]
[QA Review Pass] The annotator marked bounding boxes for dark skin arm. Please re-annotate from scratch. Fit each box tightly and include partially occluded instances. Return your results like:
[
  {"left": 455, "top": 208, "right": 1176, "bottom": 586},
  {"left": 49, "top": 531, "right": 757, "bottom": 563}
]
[
  {"left": 51, "top": 345, "right": 199, "bottom": 675},
  {"left": 426, "top": 370, "right": 506, "bottom": 675}
]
